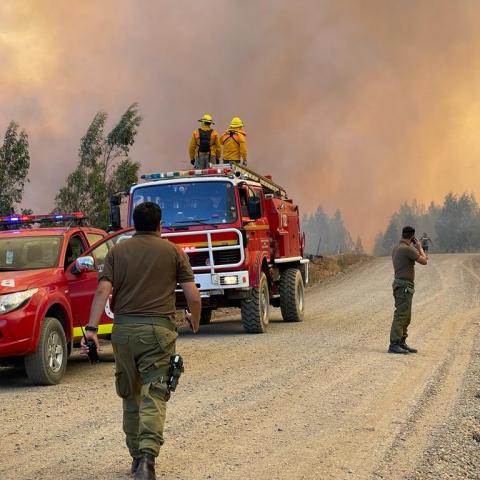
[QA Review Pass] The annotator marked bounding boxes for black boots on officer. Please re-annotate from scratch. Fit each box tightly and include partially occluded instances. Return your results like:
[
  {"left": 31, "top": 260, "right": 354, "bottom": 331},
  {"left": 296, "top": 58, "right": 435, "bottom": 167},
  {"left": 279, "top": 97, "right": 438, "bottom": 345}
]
[
  {"left": 388, "top": 338, "right": 418, "bottom": 354},
  {"left": 133, "top": 453, "right": 156, "bottom": 480}
]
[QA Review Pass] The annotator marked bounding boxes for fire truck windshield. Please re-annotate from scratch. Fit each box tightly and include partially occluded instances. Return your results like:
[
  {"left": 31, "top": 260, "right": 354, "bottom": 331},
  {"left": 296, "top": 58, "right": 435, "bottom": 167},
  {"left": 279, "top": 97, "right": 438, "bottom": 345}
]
[
  {"left": 0, "top": 236, "right": 62, "bottom": 271},
  {"left": 131, "top": 181, "right": 238, "bottom": 228}
]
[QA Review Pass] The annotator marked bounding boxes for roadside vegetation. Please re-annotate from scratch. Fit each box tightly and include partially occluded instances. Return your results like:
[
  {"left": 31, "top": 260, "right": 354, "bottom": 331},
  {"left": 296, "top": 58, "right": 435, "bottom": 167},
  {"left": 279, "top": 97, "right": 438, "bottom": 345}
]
[
  {"left": 308, "top": 253, "right": 371, "bottom": 285},
  {"left": 55, "top": 104, "right": 142, "bottom": 230},
  {"left": 374, "top": 192, "right": 480, "bottom": 255},
  {"left": 0, "top": 121, "right": 30, "bottom": 216}
]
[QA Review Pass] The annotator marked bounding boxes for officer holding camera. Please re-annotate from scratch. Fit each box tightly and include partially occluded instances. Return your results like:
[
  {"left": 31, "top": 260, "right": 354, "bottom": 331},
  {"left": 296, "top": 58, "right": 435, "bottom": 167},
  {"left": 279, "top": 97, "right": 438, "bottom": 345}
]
[
  {"left": 388, "top": 226, "right": 428, "bottom": 354},
  {"left": 81, "top": 202, "right": 201, "bottom": 480}
]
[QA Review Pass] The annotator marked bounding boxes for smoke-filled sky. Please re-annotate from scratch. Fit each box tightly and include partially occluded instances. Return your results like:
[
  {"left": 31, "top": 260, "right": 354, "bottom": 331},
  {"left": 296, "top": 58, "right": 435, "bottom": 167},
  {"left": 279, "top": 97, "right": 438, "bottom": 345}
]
[{"left": 2, "top": 0, "right": 480, "bottom": 249}]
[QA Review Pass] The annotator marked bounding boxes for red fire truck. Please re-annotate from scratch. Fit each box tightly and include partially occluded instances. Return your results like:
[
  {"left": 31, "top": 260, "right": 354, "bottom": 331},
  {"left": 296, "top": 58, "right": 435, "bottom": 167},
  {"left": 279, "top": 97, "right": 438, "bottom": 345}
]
[
  {"left": 0, "top": 213, "right": 109, "bottom": 385},
  {"left": 108, "top": 163, "right": 309, "bottom": 333}
]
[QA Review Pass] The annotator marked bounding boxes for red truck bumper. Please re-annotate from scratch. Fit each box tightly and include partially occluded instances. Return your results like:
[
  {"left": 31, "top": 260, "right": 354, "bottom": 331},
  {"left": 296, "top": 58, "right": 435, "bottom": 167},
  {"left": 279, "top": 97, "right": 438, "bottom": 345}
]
[{"left": 0, "top": 307, "right": 36, "bottom": 357}]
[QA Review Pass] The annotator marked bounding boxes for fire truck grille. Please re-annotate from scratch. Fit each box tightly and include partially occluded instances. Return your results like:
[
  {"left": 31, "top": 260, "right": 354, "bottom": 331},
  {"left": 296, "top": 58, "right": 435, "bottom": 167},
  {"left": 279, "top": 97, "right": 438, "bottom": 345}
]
[{"left": 187, "top": 249, "right": 241, "bottom": 268}]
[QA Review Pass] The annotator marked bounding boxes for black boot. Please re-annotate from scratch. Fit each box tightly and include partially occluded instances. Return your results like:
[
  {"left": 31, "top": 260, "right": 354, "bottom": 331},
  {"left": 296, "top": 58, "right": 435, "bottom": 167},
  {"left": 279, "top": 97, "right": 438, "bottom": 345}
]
[
  {"left": 131, "top": 457, "right": 141, "bottom": 475},
  {"left": 134, "top": 453, "right": 156, "bottom": 480},
  {"left": 399, "top": 340, "right": 417, "bottom": 353},
  {"left": 388, "top": 343, "right": 409, "bottom": 354}
]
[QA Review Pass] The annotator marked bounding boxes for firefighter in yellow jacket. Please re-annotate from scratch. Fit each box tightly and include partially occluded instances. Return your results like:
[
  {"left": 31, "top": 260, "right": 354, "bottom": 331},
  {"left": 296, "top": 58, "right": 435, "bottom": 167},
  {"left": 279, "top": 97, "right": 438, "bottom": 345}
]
[
  {"left": 188, "top": 114, "right": 221, "bottom": 168},
  {"left": 220, "top": 117, "right": 247, "bottom": 166}
]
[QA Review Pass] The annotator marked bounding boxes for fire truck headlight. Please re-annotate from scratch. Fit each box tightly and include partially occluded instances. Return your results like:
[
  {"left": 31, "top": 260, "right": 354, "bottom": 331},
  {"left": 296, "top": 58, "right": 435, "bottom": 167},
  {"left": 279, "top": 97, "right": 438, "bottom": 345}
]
[
  {"left": 222, "top": 276, "right": 238, "bottom": 285},
  {"left": 0, "top": 288, "right": 38, "bottom": 314}
]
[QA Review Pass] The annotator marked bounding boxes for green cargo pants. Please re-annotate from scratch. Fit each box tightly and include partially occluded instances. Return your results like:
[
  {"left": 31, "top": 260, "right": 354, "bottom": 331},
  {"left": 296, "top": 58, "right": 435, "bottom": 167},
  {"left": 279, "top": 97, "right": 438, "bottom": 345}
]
[
  {"left": 111, "top": 315, "right": 178, "bottom": 458},
  {"left": 390, "top": 278, "right": 415, "bottom": 344}
]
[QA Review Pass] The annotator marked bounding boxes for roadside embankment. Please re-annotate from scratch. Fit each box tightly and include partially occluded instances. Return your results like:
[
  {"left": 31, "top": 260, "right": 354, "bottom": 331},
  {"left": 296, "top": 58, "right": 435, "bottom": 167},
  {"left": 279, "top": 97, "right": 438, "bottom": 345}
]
[{"left": 308, "top": 253, "right": 373, "bottom": 285}]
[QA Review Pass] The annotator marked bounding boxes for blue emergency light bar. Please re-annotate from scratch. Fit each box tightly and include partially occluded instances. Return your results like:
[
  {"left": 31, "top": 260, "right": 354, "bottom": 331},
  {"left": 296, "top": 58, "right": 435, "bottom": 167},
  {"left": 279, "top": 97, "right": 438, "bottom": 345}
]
[
  {"left": 141, "top": 167, "right": 233, "bottom": 181},
  {"left": 0, "top": 212, "right": 85, "bottom": 227}
]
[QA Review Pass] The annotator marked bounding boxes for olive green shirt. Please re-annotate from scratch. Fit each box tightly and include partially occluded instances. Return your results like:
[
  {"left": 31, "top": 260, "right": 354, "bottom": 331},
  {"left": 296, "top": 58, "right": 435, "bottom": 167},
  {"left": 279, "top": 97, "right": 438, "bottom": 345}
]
[
  {"left": 392, "top": 240, "right": 420, "bottom": 282},
  {"left": 99, "top": 231, "right": 194, "bottom": 316}
]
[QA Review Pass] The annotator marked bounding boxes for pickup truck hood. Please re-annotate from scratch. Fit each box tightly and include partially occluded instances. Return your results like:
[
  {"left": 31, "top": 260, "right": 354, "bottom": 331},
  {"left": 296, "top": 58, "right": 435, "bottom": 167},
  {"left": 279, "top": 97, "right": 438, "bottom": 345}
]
[{"left": 0, "top": 269, "right": 55, "bottom": 294}]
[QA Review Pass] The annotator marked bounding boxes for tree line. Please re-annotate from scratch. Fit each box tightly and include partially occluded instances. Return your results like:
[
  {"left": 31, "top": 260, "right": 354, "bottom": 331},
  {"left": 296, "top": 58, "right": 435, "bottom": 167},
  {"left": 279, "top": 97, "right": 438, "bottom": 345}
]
[
  {"left": 374, "top": 193, "right": 480, "bottom": 255},
  {"left": 0, "top": 112, "right": 365, "bottom": 256},
  {"left": 302, "top": 208, "right": 364, "bottom": 256},
  {"left": 0, "top": 104, "right": 142, "bottom": 230}
]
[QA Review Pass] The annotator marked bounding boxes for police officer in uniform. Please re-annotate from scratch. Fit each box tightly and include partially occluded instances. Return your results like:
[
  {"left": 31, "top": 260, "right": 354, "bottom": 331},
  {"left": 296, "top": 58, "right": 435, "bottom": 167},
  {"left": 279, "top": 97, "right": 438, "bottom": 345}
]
[
  {"left": 82, "top": 202, "right": 201, "bottom": 480},
  {"left": 388, "top": 226, "right": 428, "bottom": 354}
]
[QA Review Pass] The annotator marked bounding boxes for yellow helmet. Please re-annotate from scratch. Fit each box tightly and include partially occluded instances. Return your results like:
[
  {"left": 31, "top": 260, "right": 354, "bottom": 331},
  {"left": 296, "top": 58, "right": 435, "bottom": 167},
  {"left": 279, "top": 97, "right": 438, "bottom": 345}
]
[
  {"left": 198, "top": 114, "right": 214, "bottom": 125},
  {"left": 229, "top": 117, "right": 244, "bottom": 128}
]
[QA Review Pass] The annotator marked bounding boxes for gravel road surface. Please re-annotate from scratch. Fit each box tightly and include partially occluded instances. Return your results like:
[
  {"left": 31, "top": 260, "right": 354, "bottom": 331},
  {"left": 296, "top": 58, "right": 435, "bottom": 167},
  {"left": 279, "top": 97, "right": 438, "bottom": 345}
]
[{"left": 1, "top": 254, "right": 479, "bottom": 480}]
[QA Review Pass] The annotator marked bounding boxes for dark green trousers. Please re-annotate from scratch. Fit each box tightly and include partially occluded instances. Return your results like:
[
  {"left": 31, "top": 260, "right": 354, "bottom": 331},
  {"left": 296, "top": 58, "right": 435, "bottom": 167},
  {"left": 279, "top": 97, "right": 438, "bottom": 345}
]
[
  {"left": 111, "top": 315, "right": 177, "bottom": 458},
  {"left": 390, "top": 278, "right": 415, "bottom": 344}
]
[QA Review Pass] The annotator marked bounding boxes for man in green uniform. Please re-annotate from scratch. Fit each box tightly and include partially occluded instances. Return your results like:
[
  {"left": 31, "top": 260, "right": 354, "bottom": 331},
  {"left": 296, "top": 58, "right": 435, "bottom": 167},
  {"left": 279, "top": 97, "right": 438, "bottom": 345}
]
[
  {"left": 82, "top": 202, "right": 201, "bottom": 480},
  {"left": 389, "top": 226, "right": 428, "bottom": 354}
]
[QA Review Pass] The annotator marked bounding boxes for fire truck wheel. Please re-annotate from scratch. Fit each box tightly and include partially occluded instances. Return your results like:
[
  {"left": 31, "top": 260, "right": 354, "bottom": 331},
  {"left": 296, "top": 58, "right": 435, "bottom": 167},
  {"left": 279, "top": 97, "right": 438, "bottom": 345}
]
[
  {"left": 200, "top": 309, "right": 213, "bottom": 325},
  {"left": 279, "top": 268, "right": 305, "bottom": 322},
  {"left": 24, "top": 317, "right": 67, "bottom": 386},
  {"left": 241, "top": 272, "right": 270, "bottom": 333}
]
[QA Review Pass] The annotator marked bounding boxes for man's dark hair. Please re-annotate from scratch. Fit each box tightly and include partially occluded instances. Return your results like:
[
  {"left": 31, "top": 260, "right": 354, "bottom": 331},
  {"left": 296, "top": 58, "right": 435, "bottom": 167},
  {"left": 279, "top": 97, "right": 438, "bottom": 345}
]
[
  {"left": 402, "top": 226, "right": 415, "bottom": 239},
  {"left": 133, "top": 202, "right": 162, "bottom": 231}
]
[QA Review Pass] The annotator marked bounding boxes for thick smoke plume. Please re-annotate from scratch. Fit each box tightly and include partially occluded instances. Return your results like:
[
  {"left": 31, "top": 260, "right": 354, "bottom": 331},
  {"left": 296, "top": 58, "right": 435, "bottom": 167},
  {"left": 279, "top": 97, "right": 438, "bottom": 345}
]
[{"left": 1, "top": 0, "right": 480, "bottom": 249}]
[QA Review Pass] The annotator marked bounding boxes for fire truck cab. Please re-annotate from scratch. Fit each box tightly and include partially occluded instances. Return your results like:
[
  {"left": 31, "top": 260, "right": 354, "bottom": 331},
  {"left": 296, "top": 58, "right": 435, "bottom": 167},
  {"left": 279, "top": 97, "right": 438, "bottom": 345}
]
[{"left": 110, "top": 164, "right": 309, "bottom": 333}]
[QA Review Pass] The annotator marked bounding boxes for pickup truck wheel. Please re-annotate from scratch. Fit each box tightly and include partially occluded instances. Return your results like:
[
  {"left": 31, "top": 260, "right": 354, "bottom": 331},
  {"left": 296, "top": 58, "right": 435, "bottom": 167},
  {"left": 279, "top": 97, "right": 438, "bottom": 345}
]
[
  {"left": 200, "top": 309, "right": 213, "bottom": 325},
  {"left": 279, "top": 268, "right": 305, "bottom": 322},
  {"left": 241, "top": 272, "right": 270, "bottom": 333},
  {"left": 25, "top": 317, "right": 67, "bottom": 385}
]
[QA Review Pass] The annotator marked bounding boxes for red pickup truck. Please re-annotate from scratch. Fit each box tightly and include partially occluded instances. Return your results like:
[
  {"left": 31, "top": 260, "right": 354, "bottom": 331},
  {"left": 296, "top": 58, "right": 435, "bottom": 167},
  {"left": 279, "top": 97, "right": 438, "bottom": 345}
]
[{"left": 0, "top": 213, "right": 109, "bottom": 385}]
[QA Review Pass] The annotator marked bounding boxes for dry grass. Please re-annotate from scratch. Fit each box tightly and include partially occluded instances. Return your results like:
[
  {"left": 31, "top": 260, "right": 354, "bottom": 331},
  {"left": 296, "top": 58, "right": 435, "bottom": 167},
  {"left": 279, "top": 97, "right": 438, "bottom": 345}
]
[{"left": 308, "top": 254, "right": 372, "bottom": 285}]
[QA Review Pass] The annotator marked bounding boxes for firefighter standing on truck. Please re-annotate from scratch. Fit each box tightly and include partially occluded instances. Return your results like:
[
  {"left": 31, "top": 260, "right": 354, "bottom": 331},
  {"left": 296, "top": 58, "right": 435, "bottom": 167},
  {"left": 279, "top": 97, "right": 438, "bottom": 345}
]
[
  {"left": 220, "top": 116, "right": 248, "bottom": 165},
  {"left": 189, "top": 114, "right": 221, "bottom": 168},
  {"left": 81, "top": 202, "right": 201, "bottom": 480}
]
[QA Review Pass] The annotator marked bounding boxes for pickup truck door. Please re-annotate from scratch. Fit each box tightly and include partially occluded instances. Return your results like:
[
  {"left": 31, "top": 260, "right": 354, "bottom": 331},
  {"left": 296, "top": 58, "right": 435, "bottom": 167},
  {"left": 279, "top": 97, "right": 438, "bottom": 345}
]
[{"left": 65, "top": 228, "right": 134, "bottom": 339}]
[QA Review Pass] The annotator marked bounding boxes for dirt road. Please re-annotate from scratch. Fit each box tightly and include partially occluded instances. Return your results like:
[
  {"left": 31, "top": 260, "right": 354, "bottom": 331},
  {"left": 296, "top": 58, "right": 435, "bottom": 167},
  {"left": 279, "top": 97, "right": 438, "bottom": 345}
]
[{"left": 1, "top": 254, "right": 479, "bottom": 480}]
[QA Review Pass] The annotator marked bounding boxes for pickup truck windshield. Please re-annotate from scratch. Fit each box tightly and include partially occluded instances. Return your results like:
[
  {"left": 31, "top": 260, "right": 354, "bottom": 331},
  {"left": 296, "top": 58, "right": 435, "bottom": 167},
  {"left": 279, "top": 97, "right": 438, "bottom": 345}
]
[
  {"left": 131, "top": 181, "right": 238, "bottom": 227},
  {"left": 0, "top": 236, "right": 62, "bottom": 271}
]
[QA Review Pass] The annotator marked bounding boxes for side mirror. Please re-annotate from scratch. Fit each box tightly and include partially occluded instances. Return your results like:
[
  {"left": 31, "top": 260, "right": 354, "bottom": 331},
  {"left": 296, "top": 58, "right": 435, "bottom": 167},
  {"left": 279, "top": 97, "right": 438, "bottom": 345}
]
[
  {"left": 109, "top": 195, "right": 122, "bottom": 231},
  {"left": 74, "top": 256, "right": 95, "bottom": 274},
  {"left": 248, "top": 196, "right": 262, "bottom": 220}
]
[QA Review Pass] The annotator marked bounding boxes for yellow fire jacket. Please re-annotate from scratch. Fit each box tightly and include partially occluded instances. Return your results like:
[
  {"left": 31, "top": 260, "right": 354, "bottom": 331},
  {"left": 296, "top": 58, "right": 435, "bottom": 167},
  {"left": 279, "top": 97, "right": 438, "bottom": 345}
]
[
  {"left": 220, "top": 128, "right": 247, "bottom": 162},
  {"left": 189, "top": 126, "right": 221, "bottom": 161}
]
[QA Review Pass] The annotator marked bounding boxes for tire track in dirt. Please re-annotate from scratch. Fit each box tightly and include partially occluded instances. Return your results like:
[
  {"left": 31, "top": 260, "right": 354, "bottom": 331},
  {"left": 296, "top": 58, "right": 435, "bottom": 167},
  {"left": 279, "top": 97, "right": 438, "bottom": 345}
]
[{"left": 0, "top": 254, "right": 478, "bottom": 480}]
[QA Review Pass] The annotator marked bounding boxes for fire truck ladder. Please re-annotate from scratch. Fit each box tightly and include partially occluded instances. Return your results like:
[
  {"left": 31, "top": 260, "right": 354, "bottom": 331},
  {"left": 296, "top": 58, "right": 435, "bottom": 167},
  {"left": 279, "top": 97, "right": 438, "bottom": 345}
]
[{"left": 228, "top": 163, "right": 287, "bottom": 198}]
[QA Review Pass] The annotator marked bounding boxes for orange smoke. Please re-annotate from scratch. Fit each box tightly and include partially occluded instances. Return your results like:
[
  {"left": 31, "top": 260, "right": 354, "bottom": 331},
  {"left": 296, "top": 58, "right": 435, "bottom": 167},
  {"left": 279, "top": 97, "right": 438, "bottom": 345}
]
[{"left": 1, "top": 0, "right": 480, "bottom": 250}]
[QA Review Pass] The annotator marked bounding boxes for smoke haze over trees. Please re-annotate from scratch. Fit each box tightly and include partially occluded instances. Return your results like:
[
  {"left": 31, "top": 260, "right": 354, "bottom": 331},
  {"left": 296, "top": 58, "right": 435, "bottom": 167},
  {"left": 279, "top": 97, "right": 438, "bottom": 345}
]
[
  {"left": 55, "top": 104, "right": 142, "bottom": 230},
  {"left": 0, "top": 121, "right": 30, "bottom": 216},
  {"left": 302, "top": 208, "right": 363, "bottom": 256},
  {"left": 4, "top": 2, "right": 480, "bottom": 248},
  {"left": 374, "top": 193, "right": 480, "bottom": 255}
]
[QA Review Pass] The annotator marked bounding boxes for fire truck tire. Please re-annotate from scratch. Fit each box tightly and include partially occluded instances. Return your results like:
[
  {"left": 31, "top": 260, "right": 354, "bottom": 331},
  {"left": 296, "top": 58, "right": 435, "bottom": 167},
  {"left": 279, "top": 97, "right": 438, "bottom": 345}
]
[
  {"left": 24, "top": 317, "right": 67, "bottom": 386},
  {"left": 200, "top": 309, "right": 213, "bottom": 325},
  {"left": 241, "top": 272, "right": 270, "bottom": 333},
  {"left": 279, "top": 268, "right": 305, "bottom": 322}
]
